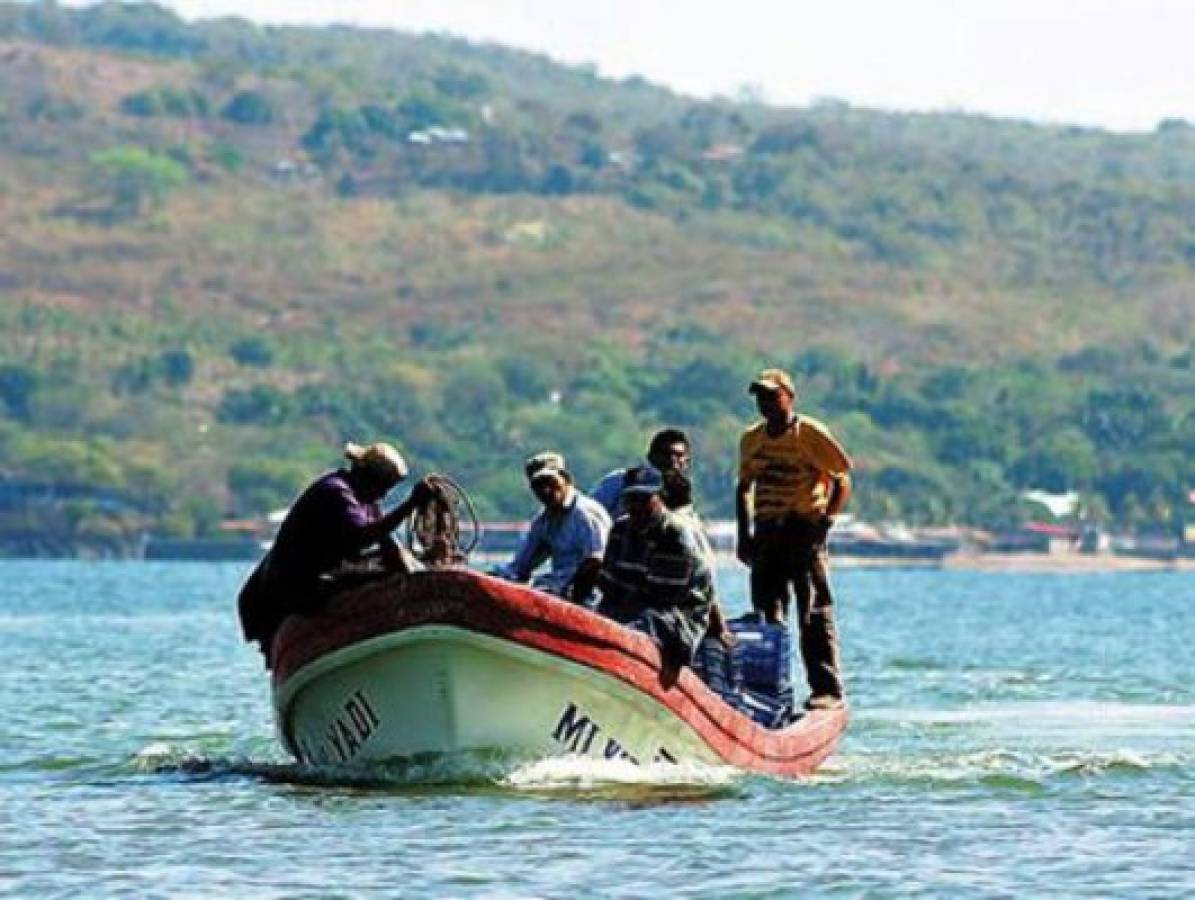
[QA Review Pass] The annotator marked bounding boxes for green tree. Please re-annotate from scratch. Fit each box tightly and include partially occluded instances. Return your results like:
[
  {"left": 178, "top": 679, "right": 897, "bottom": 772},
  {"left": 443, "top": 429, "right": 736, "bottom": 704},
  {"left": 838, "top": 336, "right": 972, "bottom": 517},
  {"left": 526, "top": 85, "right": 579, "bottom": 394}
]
[
  {"left": 432, "top": 65, "right": 489, "bottom": 100},
  {"left": 1009, "top": 429, "right": 1098, "bottom": 491},
  {"left": 208, "top": 141, "right": 244, "bottom": 172},
  {"left": 159, "top": 349, "right": 194, "bottom": 386},
  {"left": 218, "top": 385, "right": 291, "bottom": 425},
  {"left": 230, "top": 336, "right": 274, "bottom": 367},
  {"left": 221, "top": 89, "right": 275, "bottom": 125},
  {"left": 120, "top": 86, "right": 209, "bottom": 118},
  {"left": 1080, "top": 387, "right": 1171, "bottom": 451},
  {"left": 89, "top": 146, "right": 188, "bottom": 218},
  {"left": 0, "top": 365, "right": 37, "bottom": 421}
]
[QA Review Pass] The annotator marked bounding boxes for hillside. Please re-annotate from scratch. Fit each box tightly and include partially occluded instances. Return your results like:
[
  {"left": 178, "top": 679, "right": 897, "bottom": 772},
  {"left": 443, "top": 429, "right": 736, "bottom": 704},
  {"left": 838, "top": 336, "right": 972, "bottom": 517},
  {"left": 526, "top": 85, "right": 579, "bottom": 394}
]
[{"left": 0, "top": 1, "right": 1193, "bottom": 551}]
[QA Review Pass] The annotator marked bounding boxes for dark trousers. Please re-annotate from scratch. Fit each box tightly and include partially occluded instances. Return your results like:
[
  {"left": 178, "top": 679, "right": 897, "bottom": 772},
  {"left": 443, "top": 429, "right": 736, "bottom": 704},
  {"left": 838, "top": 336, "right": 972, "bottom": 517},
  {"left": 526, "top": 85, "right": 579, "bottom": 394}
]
[{"left": 750, "top": 517, "right": 844, "bottom": 699}]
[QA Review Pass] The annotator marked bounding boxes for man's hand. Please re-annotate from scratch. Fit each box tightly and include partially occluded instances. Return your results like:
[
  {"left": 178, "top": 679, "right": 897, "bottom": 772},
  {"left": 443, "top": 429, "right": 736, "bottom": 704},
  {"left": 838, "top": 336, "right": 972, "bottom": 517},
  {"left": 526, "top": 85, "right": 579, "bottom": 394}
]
[
  {"left": 736, "top": 534, "right": 754, "bottom": 567},
  {"left": 409, "top": 477, "right": 438, "bottom": 506},
  {"left": 568, "top": 556, "right": 602, "bottom": 605}
]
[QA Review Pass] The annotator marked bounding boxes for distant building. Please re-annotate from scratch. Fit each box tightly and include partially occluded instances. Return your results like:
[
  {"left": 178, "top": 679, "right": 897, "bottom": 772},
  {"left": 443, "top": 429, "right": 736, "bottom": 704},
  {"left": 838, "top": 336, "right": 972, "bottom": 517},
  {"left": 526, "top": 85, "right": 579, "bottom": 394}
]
[
  {"left": 1110, "top": 533, "right": 1180, "bottom": 562},
  {"left": 989, "top": 522, "right": 1078, "bottom": 554},
  {"left": 700, "top": 143, "right": 745, "bottom": 163},
  {"left": 407, "top": 125, "right": 470, "bottom": 145},
  {"left": 606, "top": 150, "right": 633, "bottom": 170},
  {"left": 1023, "top": 489, "right": 1081, "bottom": 518}
]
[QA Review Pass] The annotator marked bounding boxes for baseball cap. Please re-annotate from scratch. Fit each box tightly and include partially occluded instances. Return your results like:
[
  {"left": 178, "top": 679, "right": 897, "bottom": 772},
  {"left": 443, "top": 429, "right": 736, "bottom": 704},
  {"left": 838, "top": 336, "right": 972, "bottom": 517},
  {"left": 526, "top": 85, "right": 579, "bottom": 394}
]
[
  {"left": 749, "top": 368, "right": 796, "bottom": 397},
  {"left": 620, "top": 465, "right": 664, "bottom": 496},
  {"left": 525, "top": 451, "right": 568, "bottom": 482},
  {"left": 344, "top": 441, "right": 409, "bottom": 485}
]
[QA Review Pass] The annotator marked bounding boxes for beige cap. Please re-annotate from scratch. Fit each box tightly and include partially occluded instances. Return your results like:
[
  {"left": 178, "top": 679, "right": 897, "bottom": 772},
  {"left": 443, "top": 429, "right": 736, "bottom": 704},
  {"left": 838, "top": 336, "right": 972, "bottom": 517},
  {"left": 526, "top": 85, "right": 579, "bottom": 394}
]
[
  {"left": 749, "top": 367, "right": 796, "bottom": 397},
  {"left": 524, "top": 451, "right": 567, "bottom": 482},
  {"left": 344, "top": 441, "right": 409, "bottom": 485}
]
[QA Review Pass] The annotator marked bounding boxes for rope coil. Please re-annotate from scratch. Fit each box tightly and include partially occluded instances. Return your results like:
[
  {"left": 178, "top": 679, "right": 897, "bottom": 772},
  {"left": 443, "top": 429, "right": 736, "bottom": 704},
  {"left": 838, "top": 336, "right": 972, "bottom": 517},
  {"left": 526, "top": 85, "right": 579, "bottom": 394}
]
[{"left": 408, "top": 474, "right": 481, "bottom": 567}]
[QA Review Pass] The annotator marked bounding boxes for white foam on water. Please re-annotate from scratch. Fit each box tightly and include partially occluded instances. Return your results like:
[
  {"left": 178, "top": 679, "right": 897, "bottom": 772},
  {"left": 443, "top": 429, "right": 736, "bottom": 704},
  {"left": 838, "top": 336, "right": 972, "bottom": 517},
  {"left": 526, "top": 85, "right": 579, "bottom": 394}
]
[
  {"left": 502, "top": 754, "right": 742, "bottom": 791},
  {"left": 129, "top": 743, "right": 748, "bottom": 800},
  {"left": 131, "top": 742, "right": 203, "bottom": 773}
]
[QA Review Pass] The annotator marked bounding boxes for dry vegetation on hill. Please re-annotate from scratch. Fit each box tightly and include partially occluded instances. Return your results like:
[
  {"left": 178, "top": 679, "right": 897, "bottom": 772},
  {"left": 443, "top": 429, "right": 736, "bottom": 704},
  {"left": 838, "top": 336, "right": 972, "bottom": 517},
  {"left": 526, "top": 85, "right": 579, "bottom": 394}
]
[{"left": 0, "top": 2, "right": 1193, "bottom": 550}]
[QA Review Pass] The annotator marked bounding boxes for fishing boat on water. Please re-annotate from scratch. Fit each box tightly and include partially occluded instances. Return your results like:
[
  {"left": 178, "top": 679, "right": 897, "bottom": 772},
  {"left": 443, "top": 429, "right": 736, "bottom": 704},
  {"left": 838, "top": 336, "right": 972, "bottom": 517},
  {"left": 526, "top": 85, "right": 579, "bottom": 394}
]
[{"left": 269, "top": 568, "right": 847, "bottom": 777}]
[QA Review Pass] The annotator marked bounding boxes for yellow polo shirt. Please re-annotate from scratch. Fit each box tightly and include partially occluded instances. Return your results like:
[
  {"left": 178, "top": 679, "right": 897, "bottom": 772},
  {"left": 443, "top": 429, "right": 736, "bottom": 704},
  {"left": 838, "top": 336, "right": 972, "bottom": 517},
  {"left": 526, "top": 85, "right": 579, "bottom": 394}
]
[{"left": 739, "top": 415, "right": 852, "bottom": 522}]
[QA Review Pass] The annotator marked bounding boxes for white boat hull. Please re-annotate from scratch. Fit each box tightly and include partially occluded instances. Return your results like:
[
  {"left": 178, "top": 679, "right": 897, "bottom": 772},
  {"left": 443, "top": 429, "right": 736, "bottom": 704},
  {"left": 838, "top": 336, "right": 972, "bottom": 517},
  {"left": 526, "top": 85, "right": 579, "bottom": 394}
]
[
  {"left": 276, "top": 625, "right": 718, "bottom": 767},
  {"left": 268, "top": 570, "right": 847, "bottom": 776}
]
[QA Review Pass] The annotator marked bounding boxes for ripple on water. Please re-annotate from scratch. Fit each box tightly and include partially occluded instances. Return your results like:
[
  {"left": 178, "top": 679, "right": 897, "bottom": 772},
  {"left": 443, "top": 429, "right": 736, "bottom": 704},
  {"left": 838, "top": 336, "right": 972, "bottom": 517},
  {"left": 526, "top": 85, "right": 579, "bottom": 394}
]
[
  {"left": 6, "top": 563, "right": 1195, "bottom": 896},
  {"left": 830, "top": 744, "right": 1189, "bottom": 795}
]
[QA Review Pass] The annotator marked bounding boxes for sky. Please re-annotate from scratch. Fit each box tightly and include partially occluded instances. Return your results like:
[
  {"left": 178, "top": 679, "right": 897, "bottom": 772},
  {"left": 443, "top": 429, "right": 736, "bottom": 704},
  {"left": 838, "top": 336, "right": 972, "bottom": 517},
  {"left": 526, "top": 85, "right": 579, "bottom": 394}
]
[{"left": 68, "top": 0, "right": 1195, "bottom": 132}]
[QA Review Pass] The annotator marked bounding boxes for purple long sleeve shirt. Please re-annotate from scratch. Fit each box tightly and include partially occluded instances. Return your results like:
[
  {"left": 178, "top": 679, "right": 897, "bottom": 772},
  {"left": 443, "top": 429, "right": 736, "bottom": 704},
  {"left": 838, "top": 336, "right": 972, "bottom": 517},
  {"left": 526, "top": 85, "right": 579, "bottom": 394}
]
[{"left": 268, "top": 469, "right": 383, "bottom": 587}]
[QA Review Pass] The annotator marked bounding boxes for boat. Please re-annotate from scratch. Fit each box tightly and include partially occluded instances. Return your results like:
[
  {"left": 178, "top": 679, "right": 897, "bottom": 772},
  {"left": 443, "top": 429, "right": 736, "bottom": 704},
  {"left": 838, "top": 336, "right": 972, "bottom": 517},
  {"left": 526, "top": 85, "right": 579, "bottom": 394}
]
[{"left": 269, "top": 568, "right": 847, "bottom": 777}]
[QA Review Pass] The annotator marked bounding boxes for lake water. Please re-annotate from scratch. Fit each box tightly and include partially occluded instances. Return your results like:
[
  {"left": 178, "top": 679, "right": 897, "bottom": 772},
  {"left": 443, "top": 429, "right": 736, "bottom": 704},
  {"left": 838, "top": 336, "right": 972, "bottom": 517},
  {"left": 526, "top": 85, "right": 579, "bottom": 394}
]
[{"left": 3, "top": 560, "right": 1194, "bottom": 897}]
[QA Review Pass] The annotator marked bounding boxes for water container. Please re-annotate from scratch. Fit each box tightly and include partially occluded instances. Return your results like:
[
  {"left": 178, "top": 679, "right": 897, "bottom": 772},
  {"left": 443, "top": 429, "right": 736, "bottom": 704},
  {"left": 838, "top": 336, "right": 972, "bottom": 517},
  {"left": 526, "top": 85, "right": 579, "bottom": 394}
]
[
  {"left": 734, "top": 688, "right": 791, "bottom": 729},
  {"left": 728, "top": 614, "right": 793, "bottom": 695},
  {"left": 691, "top": 635, "right": 742, "bottom": 703}
]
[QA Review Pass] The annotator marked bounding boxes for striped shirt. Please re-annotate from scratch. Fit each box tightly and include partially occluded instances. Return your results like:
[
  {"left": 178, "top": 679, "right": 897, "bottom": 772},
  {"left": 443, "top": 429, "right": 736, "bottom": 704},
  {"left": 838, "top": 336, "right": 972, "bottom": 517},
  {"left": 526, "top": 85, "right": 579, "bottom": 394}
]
[
  {"left": 599, "top": 510, "right": 712, "bottom": 615},
  {"left": 738, "top": 415, "right": 852, "bottom": 522}
]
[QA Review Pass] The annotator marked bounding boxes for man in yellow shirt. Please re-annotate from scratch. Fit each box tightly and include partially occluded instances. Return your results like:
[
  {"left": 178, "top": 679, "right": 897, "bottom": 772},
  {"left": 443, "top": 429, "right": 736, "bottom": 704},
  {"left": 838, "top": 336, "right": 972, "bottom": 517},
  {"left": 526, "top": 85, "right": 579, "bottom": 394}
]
[{"left": 735, "top": 368, "right": 852, "bottom": 710}]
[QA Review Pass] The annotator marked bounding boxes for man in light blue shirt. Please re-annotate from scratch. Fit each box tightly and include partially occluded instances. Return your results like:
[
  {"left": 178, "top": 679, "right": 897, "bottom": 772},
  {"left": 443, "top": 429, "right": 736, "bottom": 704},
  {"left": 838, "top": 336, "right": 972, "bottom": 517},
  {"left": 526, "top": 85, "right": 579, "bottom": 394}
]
[
  {"left": 493, "top": 452, "right": 611, "bottom": 603},
  {"left": 591, "top": 429, "right": 692, "bottom": 520}
]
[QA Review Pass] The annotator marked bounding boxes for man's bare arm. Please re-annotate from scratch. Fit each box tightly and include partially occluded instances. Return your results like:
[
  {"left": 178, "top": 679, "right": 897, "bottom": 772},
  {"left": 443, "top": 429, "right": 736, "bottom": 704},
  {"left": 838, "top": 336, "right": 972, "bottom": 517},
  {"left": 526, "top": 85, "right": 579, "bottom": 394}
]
[
  {"left": 826, "top": 472, "right": 852, "bottom": 517},
  {"left": 735, "top": 478, "right": 754, "bottom": 566},
  {"left": 359, "top": 479, "right": 436, "bottom": 547}
]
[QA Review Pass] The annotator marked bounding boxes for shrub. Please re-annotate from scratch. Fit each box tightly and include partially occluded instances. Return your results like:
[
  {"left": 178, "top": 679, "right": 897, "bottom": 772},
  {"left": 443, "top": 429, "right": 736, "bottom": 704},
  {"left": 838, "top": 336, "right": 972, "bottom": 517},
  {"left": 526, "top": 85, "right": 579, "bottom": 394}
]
[
  {"left": 229, "top": 336, "right": 274, "bottom": 367},
  {"left": 221, "top": 89, "right": 274, "bottom": 125},
  {"left": 120, "top": 87, "right": 209, "bottom": 118},
  {"left": 0, "top": 365, "right": 37, "bottom": 421},
  {"left": 217, "top": 385, "right": 291, "bottom": 425},
  {"left": 159, "top": 349, "right": 194, "bottom": 386}
]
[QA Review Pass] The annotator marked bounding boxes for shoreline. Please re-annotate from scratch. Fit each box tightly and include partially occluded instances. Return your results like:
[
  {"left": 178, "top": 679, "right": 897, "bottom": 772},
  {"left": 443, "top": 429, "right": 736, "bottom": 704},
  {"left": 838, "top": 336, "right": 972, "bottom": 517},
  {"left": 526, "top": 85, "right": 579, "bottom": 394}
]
[
  {"left": 826, "top": 550, "right": 1195, "bottom": 573},
  {"left": 937, "top": 550, "right": 1195, "bottom": 573},
  {"left": 0, "top": 548, "right": 1191, "bottom": 574}
]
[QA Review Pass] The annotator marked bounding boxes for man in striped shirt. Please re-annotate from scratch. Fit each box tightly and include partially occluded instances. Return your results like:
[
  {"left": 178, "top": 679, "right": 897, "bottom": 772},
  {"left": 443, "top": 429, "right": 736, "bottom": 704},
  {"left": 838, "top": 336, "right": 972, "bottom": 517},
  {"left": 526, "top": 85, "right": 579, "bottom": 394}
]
[
  {"left": 736, "top": 368, "right": 853, "bottom": 710},
  {"left": 591, "top": 428, "right": 734, "bottom": 646},
  {"left": 597, "top": 466, "right": 713, "bottom": 669}
]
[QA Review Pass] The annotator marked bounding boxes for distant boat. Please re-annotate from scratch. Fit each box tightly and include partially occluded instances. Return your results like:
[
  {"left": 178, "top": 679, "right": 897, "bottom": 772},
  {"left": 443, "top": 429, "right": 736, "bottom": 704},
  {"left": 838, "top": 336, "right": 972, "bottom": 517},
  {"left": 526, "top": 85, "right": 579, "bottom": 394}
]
[{"left": 269, "top": 570, "right": 846, "bottom": 777}]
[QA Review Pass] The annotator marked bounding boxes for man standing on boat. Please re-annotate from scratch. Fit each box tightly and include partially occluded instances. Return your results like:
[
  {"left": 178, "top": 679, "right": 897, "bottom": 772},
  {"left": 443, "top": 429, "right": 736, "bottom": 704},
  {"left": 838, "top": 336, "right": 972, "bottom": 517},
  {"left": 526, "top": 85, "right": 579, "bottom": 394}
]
[
  {"left": 597, "top": 466, "right": 713, "bottom": 669},
  {"left": 492, "top": 452, "right": 611, "bottom": 603},
  {"left": 736, "top": 368, "right": 853, "bottom": 711},
  {"left": 238, "top": 441, "right": 435, "bottom": 664}
]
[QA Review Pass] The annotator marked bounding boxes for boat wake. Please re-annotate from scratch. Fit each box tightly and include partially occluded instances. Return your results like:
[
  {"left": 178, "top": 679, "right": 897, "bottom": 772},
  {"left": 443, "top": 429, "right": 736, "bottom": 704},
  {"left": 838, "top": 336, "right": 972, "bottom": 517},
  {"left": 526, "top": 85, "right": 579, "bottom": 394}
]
[
  {"left": 827, "top": 746, "right": 1186, "bottom": 792},
  {"left": 501, "top": 755, "right": 744, "bottom": 801},
  {"left": 831, "top": 701, "right": 1195, "bottom": 790},
  {"left": 130, "top": 741, "right": 745, "bottom": 800}
]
